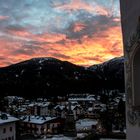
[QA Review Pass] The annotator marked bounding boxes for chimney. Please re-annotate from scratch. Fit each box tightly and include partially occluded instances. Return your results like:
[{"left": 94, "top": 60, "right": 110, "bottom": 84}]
[
  {"left": 68, "top": 101, "right": 72, "bottom": 112},
  {"left": 28, "top": 116, "right": 31, "bottom": 122}
]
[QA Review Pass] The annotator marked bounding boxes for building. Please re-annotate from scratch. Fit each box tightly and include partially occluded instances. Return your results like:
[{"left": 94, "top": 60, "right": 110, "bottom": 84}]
[
  {"left": 0, "top": 113, "right": 18, "bottom": 140},
  {"left": 4, "top": 96, "right": 24, "bottom": 105},
  {"left": 27, "top": 102, "right": 50, "bottom": 116},
  {"left": 64, "top": 110, "right": 77, "bottom": 137},
  {"left": 54, "top": 105, "right": 67, "bottom": 118},
  {"left": 71, "top": 105, "right": 83, "bottom": 120},
  {"left": 120, "top": 0, "right": 140, "bottom": 139},
  {"left": 20, "top": 116, "right": 64, "bottom": 136}
]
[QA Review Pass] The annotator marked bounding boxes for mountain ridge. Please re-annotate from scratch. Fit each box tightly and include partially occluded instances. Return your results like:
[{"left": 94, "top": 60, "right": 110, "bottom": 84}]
[{"left": 0, "top": 56, "right": 125, "bottom": 98}]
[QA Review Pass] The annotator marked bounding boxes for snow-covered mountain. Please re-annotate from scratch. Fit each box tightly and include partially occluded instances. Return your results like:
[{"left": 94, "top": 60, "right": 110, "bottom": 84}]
[
  {"left": 88, "top": 57, "right": 124, "bottom": 81},
  {"left": 88, "top": 57, "right": 124, "bottom": 91},
  {"left": 0, "top": 57, "right": 124, "bottom": 98}
]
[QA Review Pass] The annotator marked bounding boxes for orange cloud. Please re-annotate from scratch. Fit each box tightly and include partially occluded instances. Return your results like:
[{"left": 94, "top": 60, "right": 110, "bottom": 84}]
[
  {"left": 0, "top": 22, "right": 123, "bottom": 67},
  {"left": 49, "top": 25, "right": 123, "bottom": 66},
  {"left": 0, "top": 0, "right": 122, "bottom": 68}
]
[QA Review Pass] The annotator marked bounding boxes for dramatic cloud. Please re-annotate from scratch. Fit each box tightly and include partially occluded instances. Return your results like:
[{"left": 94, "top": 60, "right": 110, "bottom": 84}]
[
  {"left": 0, "top": 0, "right": 122, "bottom": 67},
  {"left": 54, "top": 0, "right": 109, "bottom": 16}
]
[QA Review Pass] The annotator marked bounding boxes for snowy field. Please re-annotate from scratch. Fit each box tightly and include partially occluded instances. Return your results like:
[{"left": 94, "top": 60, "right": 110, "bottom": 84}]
[
  {"left": 76, "top": 118, "right": 98, "bottom": 131},
  {"left": 23, "top": 133, "right": 88, "bottom": 140},
  {"left": 24, "top": 135, "right": 75, "bottom": 140}
]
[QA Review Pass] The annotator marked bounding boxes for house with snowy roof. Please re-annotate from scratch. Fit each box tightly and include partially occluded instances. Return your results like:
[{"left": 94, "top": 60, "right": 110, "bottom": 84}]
[
  {"left": 0, "top": 113, "right": 18, "bottom": 140},
  {"left": 20, "top": 116, "right": 64, "bottom": 136},
  {"left": 54, "top": 105, "right": 67, "bottom": 118},
  {"left": 27, "top": 102, "right": 50, "bottom": 116}
]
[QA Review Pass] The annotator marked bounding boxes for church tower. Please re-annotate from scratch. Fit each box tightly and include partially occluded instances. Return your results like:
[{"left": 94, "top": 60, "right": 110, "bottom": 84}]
[{"left": 64, "top": 101, "right": 76, "bottom": 137}]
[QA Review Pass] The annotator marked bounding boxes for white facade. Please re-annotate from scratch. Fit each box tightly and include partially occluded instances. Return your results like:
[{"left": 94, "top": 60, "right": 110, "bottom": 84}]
[
  {"left": 0, "top": 122, "right": 16, "bottom": 140},
  {"left": 0, "top": 114, "right": 18, "bottom": 140}
]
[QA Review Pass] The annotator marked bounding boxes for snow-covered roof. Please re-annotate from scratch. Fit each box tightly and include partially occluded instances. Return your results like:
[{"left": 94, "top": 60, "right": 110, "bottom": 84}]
[
  {"left": 70, "top": 101, "right": 78, "bottom": 104},
  {"left": 87, "top": 95, "right": 95, "bottom": 99},
  {"left": 65, "top": 104, "right": 81, "bottom": 111},
  {"left": 37, "top": 102, "right": 50, "bottom": 107},
  {"left": 28, "top": 102, "right": 50, "bottom": 107},
  {"left": 4, "top": 96, "right": 24, "bottom": 100},
  {"left": 15, "top": 107, "right": 27, "bottom": 112},
  {"left": 28, "top": 103, "right": 36, "bottom": 107},
  {"left": 68, "top": 97, "right": 95, "bottom": 101},
  {"left": 0, "top": 113, "right": 19, "bottom": 125},
  {"left": 54, "top": 105, "right": 65, "bottom": 110},
  {"left": 88, "top": 107, "right": 93, "bottom": 112},
  {"left": 71, "top": 105, "right": 81, "bottom": 110},
  {"left": 20, "top": 116, "right": 57, "bottom": 124}
]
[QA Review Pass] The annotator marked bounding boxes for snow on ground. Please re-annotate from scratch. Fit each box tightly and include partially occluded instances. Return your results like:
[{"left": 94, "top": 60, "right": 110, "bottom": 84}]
[
  {"left": 34, "top": 135, "right": 75, "bottom": 140},
  {"left": 77, "top": 133, "right": 88, "bottom": 138},
  {"left": 46, "top": 136, "right": 74, "bottom": 140},
  {"left": 76, "top": 118, "right": 98, "bottom": 131}
]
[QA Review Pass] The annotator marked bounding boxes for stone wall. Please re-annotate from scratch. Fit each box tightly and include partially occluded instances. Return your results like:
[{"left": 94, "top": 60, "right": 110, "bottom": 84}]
[{"left": 120, "top": 0, "right": 140, "bottom": 139}]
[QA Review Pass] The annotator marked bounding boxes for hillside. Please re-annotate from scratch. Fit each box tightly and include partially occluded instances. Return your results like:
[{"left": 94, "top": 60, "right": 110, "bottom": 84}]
[{"left": 0, "top": 57, "right": 125, "bottom": 97}]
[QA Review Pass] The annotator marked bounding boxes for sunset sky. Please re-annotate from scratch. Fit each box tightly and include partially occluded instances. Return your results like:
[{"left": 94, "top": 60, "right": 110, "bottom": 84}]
[{"left": 0, "top": 0, "right": 123, "bottom": 67}]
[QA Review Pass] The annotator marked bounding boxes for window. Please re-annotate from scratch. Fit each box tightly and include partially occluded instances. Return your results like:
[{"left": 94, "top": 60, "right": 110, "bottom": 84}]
[
  {"left": 3, "top": 128, "right": 6, "bottom": 133},
  {"left": 8, "top": 137, "right": 11, "bottom": 140},
  {"left": 47, "top": 124, "right": 50, "bottom": 129},
  {"left": 10, "top": 127, "right": 12, "bottom": 132},
  {"left": 41, "top": 127, "right": 44, "bottom": 131}
]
